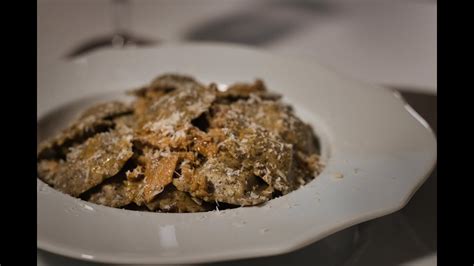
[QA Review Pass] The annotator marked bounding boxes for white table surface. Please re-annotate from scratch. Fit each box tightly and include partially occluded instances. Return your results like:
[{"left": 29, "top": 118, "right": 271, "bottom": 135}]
[
  {"left": 38, "top": 0, "right": 436, "bottom": 93},
  {"left": 37, "top": 0, "right": 437, "bottom": 265}
]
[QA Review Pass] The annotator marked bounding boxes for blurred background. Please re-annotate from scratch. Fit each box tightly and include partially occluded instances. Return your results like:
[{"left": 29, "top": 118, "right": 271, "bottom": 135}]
[{"left": 37, "top": 0, "right": 437, "bottom": 265}]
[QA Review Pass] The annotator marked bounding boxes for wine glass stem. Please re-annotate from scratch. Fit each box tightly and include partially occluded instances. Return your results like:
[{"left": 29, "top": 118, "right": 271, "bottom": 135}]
[{"left": 112, "top": 0, "right": 131, "bottom": 38}]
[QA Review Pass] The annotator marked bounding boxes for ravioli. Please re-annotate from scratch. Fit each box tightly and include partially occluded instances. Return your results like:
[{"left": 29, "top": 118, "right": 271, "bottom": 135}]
[
  {"left": 38, "top": 127, "right": 133, "bottom": 197},
  {"left": 37, "top": 101, "right": 132, "bottom": 160},
  {"left": 37, "top": 74, "right": 323, "bottom": 212}
]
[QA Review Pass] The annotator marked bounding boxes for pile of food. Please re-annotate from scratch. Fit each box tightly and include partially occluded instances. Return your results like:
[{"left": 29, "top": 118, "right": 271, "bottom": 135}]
[{"left": 37, "top": 74, "right": 323, "bottom": 213}]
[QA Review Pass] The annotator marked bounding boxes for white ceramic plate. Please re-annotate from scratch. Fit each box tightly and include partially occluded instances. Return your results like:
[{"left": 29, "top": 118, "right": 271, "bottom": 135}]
[{"left": 37, "top": 43, "right": 436, "bottom": 264}]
